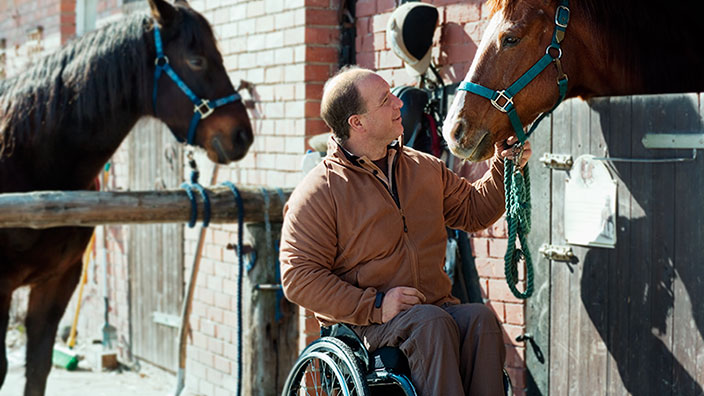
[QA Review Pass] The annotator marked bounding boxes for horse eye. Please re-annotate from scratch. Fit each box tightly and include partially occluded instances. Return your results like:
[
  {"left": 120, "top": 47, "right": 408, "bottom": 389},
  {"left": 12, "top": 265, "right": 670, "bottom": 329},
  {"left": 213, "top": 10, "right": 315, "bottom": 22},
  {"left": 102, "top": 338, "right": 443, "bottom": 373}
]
[
  {"left": 186, "top": 56, "right": 207, "bottom": 70},
  {"left": 502, "top": 36, "right": 520, "bottom": 48}
]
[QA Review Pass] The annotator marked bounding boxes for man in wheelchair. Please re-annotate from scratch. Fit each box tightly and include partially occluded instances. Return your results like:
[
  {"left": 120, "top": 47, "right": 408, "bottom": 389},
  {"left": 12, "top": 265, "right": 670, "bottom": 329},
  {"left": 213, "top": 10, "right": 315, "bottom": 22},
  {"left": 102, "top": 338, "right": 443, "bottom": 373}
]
[{"left": 280, "top": 66, "right": 531, "bottom": 396}]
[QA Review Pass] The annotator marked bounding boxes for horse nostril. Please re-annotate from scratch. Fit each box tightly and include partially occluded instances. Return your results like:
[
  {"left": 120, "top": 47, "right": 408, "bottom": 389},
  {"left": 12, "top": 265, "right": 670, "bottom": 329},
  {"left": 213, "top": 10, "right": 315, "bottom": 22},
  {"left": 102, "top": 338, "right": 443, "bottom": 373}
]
[
  {"left": 234, "top": 127, "right": 253, "bottom": 147},
  {"left": 450, "top": 122, "right": 464, "bottom": 142}
]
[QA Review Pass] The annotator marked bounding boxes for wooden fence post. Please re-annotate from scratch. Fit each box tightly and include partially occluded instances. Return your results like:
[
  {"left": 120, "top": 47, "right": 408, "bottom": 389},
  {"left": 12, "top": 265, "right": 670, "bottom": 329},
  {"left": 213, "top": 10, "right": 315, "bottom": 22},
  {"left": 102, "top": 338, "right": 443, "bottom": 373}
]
[{"left": 242, "top": 222, "right": 299, "bottom": 395}]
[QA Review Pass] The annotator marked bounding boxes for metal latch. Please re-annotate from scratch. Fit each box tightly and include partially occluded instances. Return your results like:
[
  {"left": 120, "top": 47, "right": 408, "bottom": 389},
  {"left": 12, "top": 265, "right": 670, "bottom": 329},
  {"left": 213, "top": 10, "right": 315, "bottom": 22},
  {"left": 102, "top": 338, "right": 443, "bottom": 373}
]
[
  {"left": 539, "top": 244, "right": 576, "bottom": 262},
  {"left": 539, "top": 153, "right": 573, "bottom": 170},
  {"left": 152, "top": 312, "right": 180, "bottom": 328}
]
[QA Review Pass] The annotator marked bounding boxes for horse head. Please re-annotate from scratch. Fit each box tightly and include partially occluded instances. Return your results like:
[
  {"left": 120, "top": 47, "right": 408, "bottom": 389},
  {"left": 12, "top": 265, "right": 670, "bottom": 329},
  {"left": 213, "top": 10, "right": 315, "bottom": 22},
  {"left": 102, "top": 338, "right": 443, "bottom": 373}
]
[
  {"left": 149, "top": 0, "right": 253, "bottom": 164},
  {"left": 443, "top": 0, "right": 573, "bottom": 161}
]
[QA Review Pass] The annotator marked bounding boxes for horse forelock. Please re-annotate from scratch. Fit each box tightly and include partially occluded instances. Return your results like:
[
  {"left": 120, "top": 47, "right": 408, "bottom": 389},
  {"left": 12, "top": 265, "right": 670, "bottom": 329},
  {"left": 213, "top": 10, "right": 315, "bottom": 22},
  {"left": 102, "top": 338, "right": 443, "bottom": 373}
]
[{"left": 0, "top": 13, "right": 152, "bottom": 155}]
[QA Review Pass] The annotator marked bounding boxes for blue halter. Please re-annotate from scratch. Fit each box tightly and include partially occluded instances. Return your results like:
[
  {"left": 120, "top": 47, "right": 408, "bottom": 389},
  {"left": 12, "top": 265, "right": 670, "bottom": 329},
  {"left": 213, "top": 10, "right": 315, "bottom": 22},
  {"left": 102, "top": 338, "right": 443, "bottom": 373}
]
[
  {"left": 152, "top": 23, "right": 242, "bottom": 146},
  {"left": 458, "top": 0, "right": 570, "bottom": 144}
]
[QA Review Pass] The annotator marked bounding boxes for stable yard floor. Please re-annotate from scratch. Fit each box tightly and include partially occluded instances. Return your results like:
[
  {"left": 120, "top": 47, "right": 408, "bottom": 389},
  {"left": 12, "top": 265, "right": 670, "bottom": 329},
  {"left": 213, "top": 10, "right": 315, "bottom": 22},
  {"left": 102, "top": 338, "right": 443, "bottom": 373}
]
[{"left": 1, "top": 346, "right": 198, "bottom": 396}]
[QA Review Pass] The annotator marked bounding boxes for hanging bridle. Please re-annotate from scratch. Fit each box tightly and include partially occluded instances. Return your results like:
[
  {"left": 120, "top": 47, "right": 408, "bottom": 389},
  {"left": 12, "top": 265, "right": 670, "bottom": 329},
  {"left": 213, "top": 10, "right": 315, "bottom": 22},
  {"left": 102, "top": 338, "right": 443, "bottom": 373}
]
[
  {"left": 457, "top": 0, "right": 570, "bottom": 145},
  {"left": 152, "top": 23, "right": 242, "bottom": 146}
]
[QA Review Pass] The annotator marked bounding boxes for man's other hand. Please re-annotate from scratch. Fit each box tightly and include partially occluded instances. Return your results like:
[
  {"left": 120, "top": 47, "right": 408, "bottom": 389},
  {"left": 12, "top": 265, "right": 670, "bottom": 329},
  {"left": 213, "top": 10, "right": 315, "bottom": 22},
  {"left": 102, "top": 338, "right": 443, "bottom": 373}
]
[{"left": 382, "top": 286, "right": 427, "bottom": 323}]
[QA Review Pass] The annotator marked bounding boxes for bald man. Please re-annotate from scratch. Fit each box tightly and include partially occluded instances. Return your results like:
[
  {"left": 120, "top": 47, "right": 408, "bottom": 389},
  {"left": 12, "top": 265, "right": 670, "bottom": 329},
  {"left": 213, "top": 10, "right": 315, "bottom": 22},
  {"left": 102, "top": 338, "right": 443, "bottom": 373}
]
[{"left": 280, "top": 66, "right": 530, "bottom": 396}]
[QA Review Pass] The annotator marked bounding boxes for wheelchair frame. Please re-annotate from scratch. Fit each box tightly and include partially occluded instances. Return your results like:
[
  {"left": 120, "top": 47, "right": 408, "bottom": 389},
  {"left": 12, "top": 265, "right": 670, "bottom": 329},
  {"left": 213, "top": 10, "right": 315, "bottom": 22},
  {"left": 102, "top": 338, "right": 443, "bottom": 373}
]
[{"left": 281, "top": 324, "right": 417, "bottom": 396}]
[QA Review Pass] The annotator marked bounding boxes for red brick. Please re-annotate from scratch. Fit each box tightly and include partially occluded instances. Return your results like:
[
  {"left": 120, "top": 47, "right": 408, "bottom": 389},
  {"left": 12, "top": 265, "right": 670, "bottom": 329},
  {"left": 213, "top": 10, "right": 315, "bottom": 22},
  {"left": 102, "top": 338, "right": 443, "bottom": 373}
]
[
  {"left": 488, "top": 278, "right": 526, "bottom": 303},
  {"left": 356, "top": 51, "right": 375, "bottom": 68},
  {"left": 487, "top": 300, "right": 505, "bottom": 322},
  {"left": 358, "top": 33, "right": 374, "bottom": 52},
  {"left": 305, "top": 119, "right": 330, "bottom": 137},
  {"left": 376, "top": 0, "right": 396, "bottom": 13},
  {"left": 305, "top": 64, "right": 332, "bottom": 82},
  {"left": 505, "top": 303, "right": 525, "bottom": 325},
  {"left": 305, "top": 27, "right": 339, "bottom": 45},
  {"left": 306, "top": 8, "right": 338, "bottom": 26},
  {"left": 305, "top": 334, "right": 318, "bottom": 346},
  {"left": 356, "top": 0, "right": 376, "bottom": 17},
  {"left": 305, "top": 83, "right": 325, "bottom": 100},
  {"left": 502, "top": 324, "right": 524, "bottom": 346},
  {"left": 371, "top": 13, "right": 391, "bottom": 34},
  {"left": 305, "top": 101, "right": 321, "bottom": 118},
  {"left": 208, "top": 338, "right": 224, "bottom": 355},
  {"left": 443, "top": 43, "right": 479, "bottom": 64},
  {"left": 475, "top": 257, "right": 502, "bottom": 279},
  {"left": 305, "top": 0, "right": 329, "bottom": 6},
  {"left": 306, "top": 46, "right": 338, "bottom": 64},
  {"left": 445, "top": 3, "right": 482, "bottom": 24},
  {"left": 355, "top": 16, "right": 371, "bottom": 35}
]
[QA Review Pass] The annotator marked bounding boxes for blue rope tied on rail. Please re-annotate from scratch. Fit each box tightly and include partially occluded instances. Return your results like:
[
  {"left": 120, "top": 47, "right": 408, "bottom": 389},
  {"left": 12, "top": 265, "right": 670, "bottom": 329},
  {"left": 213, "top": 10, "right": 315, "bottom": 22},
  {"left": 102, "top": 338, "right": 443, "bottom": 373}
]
[
  {"left": 503, "top": 157, "right": 534, "bottom": 299},
  {"left": 221, "top": 181, "right": 244, "bottom": 396},
  {"left": 180, "top": 154, "right": 210, "bottom": 228}
]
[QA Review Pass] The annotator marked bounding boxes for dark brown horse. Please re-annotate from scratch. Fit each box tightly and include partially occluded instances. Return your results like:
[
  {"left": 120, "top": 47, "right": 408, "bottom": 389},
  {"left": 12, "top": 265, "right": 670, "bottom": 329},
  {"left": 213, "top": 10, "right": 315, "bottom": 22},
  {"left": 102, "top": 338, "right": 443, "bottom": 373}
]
[
  {"left": 443, "top": 0, "right": 704, "bottom": 161},
  {"left": 0, "top": 0, "right": 252, "bottom": 394}
]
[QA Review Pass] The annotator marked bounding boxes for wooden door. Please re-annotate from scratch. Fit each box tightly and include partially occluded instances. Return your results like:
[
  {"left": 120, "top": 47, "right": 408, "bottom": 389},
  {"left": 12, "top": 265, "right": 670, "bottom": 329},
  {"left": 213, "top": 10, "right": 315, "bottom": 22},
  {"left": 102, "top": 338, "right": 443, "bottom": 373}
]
[
  {"left": 526, "top": 94, "right": 704, "bottom": 395},
  {"left": 127, "top": 118, "right": 184, "bottom": 371}
]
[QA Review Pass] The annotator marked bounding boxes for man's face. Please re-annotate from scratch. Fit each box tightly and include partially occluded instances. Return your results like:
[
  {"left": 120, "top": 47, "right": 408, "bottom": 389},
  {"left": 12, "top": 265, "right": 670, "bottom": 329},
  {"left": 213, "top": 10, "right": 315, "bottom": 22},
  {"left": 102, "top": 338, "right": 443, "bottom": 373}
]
[{"left": 356, "top": 73, "right": 404, "bottom": 144}]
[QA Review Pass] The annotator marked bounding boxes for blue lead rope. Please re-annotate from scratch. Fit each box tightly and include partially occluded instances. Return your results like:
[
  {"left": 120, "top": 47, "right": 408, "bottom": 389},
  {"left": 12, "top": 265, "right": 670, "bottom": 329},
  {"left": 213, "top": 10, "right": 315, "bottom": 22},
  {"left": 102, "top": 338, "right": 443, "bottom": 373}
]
[
  {"left": 151, "top": 23, "right": 241, "bottom": 146},
  {"left": 221, "top": 181, "right": 244, "bottom": 396}
]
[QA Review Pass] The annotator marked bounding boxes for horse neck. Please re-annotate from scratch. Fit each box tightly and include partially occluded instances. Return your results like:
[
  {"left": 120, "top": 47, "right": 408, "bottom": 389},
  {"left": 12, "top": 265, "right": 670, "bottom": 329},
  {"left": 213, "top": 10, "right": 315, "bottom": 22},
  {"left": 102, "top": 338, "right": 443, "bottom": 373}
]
[
  {"left": 565, "top": 0, "right": 704, "bottom": 98},
  {"left": 2, "top": 16, "right": 155, "bottom": 190}
]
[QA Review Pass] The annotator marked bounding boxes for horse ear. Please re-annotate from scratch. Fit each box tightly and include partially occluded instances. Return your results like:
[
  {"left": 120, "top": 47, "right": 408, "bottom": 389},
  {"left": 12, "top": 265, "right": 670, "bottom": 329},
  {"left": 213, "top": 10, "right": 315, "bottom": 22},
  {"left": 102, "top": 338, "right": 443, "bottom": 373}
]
[{"left": 148, "top": 0, "right": 178, "bottom": 27}]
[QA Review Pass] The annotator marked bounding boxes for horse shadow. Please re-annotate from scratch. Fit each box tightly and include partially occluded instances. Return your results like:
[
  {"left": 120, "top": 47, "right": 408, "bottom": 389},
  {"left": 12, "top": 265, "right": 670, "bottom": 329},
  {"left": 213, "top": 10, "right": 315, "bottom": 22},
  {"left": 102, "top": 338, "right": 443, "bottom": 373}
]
[{"left": 579, "top": 96, "right": 704, "bottom": 395}]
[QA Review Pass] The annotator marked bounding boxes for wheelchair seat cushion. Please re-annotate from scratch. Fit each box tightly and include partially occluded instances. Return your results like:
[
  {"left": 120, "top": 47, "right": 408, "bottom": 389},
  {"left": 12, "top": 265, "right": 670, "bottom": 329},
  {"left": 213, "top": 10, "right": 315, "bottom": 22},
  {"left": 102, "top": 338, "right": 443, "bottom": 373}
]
[{"left": 369, "top": 346, "right": 411, "bottom": 375}]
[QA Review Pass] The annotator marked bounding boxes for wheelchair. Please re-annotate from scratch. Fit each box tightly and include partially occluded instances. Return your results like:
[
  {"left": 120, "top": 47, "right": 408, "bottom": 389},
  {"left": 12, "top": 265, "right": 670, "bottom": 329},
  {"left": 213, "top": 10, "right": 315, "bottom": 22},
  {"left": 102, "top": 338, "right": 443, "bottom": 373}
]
[
  {"left": 281, "top": 323, "right": 417, "bottom": 396},
  {"left": 281, "top": 323, "right": 512, "bottom": 396}
]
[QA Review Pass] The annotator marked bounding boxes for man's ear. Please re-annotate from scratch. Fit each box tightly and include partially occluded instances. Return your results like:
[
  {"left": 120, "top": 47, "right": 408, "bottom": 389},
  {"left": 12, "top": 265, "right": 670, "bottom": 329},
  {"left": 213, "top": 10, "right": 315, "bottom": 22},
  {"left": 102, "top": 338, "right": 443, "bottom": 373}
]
[
  {"left": 149, "top": 0, "right": 178, "bottom": 28},
  {"left": 348, "top": 114, "right": 364, "bottom": 134}
]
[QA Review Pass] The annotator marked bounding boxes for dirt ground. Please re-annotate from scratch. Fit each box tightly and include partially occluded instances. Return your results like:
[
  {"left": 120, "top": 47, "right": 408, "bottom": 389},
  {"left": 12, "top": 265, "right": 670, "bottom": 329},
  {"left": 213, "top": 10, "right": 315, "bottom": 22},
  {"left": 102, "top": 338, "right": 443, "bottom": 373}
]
[{"left": 2, "top": 327, "right": 197, "bottom": 396}]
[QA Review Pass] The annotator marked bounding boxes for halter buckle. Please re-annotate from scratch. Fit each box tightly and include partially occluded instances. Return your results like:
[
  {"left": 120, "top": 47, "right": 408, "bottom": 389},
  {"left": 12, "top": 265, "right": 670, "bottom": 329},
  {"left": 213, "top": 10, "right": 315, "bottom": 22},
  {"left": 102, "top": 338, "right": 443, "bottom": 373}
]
[
  {"left": 195, "top": 99, "right": 214, "bottom": 119},
  {"left": 491, "top": 90, "right": 514, "bottom": 113},
  {"left": 155, "top": 55, "right": 169, "bottom": 67},
  {"left": 555, "top": 5, "right": 570, "bottom": 28}
]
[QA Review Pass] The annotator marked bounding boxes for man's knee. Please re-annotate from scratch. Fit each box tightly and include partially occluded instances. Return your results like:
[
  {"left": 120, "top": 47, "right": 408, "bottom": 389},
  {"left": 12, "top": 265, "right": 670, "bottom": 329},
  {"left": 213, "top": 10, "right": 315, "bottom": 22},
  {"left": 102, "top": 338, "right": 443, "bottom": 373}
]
[{"left": 405, "top": 304, "right": 459, "bottom": 335}]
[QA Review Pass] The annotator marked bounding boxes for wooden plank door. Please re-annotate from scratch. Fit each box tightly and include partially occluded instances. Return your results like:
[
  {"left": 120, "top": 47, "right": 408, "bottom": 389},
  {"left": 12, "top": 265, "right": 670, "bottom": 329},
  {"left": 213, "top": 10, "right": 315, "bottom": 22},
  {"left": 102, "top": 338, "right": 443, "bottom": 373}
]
[
  {"left": 127, "top": 118, "right": 184, "bottom": 371},
  {"left": 526, "top": 94, "right": 704, "bottom": 395}
]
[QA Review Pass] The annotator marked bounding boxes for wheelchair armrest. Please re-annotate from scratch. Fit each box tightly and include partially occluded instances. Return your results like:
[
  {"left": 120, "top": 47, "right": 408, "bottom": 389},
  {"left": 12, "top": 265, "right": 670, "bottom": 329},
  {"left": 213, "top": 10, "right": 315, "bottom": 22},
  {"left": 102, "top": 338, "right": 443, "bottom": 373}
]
[{"left": 369, "top": 346, "right": 411, "bottom": 375}]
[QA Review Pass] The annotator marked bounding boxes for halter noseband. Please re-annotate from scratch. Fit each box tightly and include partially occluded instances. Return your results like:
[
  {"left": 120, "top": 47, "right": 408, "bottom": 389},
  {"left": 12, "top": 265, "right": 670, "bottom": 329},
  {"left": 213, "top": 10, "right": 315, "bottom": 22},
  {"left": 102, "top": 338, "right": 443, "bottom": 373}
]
[
  {"left": 458, "top": 0, "right": 570, "bottom": 144},
  {"left": 152, "top": 23, "right": 242, "bottom": 146}
]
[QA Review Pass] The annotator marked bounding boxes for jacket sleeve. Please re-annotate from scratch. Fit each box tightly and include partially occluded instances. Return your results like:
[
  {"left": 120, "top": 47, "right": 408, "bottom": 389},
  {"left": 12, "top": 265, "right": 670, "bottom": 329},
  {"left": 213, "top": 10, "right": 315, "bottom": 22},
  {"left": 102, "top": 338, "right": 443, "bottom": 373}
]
[
  {"left": 442, "top": 151, "right": 506, "bottom": 232},
  {"left": 279, "top": 173, "right": 383, "bottom": 326}
]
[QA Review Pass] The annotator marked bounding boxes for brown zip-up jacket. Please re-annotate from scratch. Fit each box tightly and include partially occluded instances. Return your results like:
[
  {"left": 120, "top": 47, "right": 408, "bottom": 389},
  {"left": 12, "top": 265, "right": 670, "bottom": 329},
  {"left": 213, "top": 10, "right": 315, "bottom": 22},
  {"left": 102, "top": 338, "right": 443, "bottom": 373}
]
[{"left": 279, "top": 137, "right": 506, "bottom": 327}]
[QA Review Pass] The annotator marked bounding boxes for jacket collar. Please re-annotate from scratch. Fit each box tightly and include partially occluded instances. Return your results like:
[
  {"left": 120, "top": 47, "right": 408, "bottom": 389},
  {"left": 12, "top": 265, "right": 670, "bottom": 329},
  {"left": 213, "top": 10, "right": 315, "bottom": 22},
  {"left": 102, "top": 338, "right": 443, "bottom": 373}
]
[{"left": 327, "top": 136, "right": 403, "bottom": 167}]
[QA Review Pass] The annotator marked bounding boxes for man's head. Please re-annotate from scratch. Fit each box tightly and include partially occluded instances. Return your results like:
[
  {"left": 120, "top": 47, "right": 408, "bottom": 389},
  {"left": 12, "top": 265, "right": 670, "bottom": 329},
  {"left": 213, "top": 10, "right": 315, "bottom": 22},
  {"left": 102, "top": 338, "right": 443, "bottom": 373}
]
[{"left": 321, "top": 66, "right": 403, "bottom": 145}]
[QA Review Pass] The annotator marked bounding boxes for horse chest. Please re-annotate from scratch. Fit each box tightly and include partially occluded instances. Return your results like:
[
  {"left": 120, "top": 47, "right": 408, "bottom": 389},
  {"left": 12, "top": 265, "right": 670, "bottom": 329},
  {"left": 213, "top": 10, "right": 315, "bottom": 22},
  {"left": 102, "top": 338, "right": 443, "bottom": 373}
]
[{"left": 0, "top": 227, "right": 93, "bottom": 286}]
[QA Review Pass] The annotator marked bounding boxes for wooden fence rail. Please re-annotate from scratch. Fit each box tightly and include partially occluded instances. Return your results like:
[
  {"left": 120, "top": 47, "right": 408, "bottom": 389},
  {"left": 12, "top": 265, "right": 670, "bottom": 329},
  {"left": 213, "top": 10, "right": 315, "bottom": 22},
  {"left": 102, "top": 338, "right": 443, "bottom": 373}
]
[{"left": 0, "top": 186, "right": 293, "bottom": 229}]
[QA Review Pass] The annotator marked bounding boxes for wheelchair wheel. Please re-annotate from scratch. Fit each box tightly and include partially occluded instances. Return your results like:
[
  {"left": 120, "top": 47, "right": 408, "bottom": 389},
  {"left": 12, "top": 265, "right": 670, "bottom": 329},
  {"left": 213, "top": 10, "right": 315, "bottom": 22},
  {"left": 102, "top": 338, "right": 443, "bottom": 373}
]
[{"left": 282, "top": 337, "right": 370, "bottom": 396}]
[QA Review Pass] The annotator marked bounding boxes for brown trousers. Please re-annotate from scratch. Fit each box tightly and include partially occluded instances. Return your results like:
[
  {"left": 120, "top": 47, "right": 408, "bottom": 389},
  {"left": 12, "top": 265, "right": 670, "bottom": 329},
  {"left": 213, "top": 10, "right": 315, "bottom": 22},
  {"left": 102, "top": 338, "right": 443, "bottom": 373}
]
[{"left": 352, "top": 303, "right": 506, "bottom": 396}]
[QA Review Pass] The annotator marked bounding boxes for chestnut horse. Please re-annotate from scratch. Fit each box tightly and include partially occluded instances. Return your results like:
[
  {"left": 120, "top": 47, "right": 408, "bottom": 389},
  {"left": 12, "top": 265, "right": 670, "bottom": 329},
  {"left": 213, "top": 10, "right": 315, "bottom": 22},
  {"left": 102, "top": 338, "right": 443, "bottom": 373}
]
[
  {"left": 0, "top": 0, "right": 252, "bottom": 394},
  {"left": 443, "top": 0, "right": 704, "bottom": 161}
]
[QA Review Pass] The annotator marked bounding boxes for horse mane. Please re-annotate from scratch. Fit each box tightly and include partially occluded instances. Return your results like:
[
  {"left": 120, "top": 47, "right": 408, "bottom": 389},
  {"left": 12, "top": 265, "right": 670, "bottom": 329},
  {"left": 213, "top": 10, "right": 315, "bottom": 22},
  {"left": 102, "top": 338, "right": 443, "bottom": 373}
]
[
  {"left": 0, "top": 13, "right": 152, "bottom": 157},
  {"left": 485, "top": 0, "right": 704, "bottom": 93}
]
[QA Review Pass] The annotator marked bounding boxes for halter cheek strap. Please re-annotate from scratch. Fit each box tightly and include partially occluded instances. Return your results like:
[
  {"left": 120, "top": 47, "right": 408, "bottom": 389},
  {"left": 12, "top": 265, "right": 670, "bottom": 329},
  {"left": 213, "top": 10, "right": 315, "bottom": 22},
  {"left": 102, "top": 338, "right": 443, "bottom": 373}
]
[
  {"left": 458, "top": 0, "right": 570, "bottom": 144},
  {"left": 152, "top": 24, "right": 242, "bottom": 146}
]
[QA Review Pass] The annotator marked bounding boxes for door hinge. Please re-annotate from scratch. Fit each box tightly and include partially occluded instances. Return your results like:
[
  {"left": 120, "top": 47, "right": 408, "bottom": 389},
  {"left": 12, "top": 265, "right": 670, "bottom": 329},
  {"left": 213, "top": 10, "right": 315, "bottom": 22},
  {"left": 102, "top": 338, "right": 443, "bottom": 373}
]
[
  {"left": 539, "top": 244, "right": 576, "bottom": 262},
  {"left": 539, "top": 153, "right": 573, "bottom": 170}
]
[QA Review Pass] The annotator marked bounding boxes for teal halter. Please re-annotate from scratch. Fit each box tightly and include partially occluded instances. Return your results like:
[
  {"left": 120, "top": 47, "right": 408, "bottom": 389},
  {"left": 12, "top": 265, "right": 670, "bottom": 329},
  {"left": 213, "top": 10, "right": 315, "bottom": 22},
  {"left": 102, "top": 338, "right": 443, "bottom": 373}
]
[
  {"left": 152, "top": 24, "right": 241, "bottom": 146},
  {"left": 458, "top": 0, "right": 570, "bottom": 144}
]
